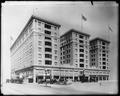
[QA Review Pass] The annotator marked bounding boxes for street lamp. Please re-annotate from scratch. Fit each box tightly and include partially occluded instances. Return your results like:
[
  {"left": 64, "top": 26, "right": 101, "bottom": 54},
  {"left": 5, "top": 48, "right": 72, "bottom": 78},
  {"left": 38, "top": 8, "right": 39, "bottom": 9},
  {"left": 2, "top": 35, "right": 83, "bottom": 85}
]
[{"left": 45, "top": 69, "right": 48, "bottom": 86}]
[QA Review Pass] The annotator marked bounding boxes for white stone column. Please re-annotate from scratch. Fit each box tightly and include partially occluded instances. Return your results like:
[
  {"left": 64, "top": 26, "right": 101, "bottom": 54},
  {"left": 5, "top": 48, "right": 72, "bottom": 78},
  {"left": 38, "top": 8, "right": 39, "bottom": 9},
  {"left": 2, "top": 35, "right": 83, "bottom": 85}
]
[{"left": 33, "top": 68, "right": 36, "bottom": 83}]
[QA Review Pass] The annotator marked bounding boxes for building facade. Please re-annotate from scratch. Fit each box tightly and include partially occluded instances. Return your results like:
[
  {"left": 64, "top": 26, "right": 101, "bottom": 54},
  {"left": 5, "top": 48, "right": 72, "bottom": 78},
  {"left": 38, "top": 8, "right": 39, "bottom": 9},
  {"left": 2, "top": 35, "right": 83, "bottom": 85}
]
[
  {"left": 59, "top": 29, "right": 90, "bottom": 81},
  {"left": 10, "top": 15, "right": 61, "bottom": 83},
  {"left": 89, "top": 38, "right": 110, "bottom": 81},
  {"left": 10, "top": 15, "right": 110, "bottom": 83}
]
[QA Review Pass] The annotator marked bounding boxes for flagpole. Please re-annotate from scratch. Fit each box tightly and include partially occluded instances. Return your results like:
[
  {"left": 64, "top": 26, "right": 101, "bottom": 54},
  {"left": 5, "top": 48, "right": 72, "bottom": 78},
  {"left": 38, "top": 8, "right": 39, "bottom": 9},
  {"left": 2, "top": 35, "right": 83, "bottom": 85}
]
[{"left": 81, "top": 14, "right": 83, "bottom": 31}]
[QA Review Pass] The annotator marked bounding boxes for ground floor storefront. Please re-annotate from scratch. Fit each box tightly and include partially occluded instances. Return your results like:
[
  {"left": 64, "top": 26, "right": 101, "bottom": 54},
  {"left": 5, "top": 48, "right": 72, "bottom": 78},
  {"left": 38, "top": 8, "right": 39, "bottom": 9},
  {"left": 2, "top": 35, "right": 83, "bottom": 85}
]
[{"left": 11, "top": 66, "right": 110, "bottom": 83}]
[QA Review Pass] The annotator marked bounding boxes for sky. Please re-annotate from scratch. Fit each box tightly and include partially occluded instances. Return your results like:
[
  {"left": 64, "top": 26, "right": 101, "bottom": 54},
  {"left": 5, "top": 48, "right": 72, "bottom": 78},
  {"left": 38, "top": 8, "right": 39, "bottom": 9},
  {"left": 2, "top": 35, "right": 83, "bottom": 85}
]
[{"left": 1, "top": 1, "right": 118, "bottom": 83}]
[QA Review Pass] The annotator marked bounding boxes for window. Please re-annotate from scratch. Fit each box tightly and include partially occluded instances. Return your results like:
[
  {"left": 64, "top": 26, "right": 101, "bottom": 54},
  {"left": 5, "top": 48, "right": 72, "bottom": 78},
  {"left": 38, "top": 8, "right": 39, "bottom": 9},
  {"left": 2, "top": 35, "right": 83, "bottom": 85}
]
[
  {"left": 75, "top": 43, "right": 78, "bottom": 47},
  {"left": 45, "top": 37, "right": 51, "bottom": 40},
  {"left": 54, "top": 38, "right": 57, "bottom": 42},
  {"left": 103, "top": 66, "right": 106, "bottom": 69},
  {"left": 75, "top": 33, "right": 77, "bottom": 37},
  {"left": 80, "top": 59, "right": 84, "bottom": 62},
  {"left": 45, "top": 41, "right": 51, "bottom": 46},
  {"left": 79, "top": 54, "right": 84, "bottom": 57},
  {"left": 54, "top": 44, "right": 57, "bottom": 48},
  {"left": 103, "top": 62, "right": 106, "bottom": 65},
  {"left": 38, "top": 21, "right": 41, "bottom": 26},
  {"left": 38, "top": 60, "right": 42, "bottom": 64},
  {"left": 79, "top": 49, "right": 84, "bottom": 52},
  {"left": 38, "top": 41, "right": 42, "bottom": 46},
  {"left": 102, "top": 54, "right": 106, "bottom": 56},
  {"left": 45, "top": 54, "right": 52, "bottom": 58},
  {"left": 79, "top": 45, "right": 84, "bottom": 48},
  {"left": 45, "top": 48, "right": 52, "bottom": 52},
  {"left": 45, "top": 30, "right": 51, "bottom": 35},
  {"left": 86, "top": 65, "right": 88, "bottom": 68},
  {"left": 79, "top": 64, "right": 84, "bottom": 67},
  {"left": 38, "top": 35, "right": 41, "bottom": 39},
  {"left": 54, "top": 26, "right": 57, "bottom": 30},
  {"left": 79, "top": 35, "right": 84, "bottom": 39},
  {"left": 54, "top": 32, "right": 57, "bottom": 36},
  {"left": 54, "top": 50, "right": 57, "bottom": 54},
  {"left": 79, "top": 40, "right": 84, "bottom": 43},
  {"left": 75, "top": 64, "right": 78, "bottom": 67},
  {"left": 103, "top": 50, "right": 105, "bottom": 52},
  {"left": 38, "top": 47, "right": 42, "bottom": 52},
  {"left": 55, "top": 56, "right": 57, "bottom": 60},
  {"left": 38, "top": 54, "right": 42, "bottom": 58},
  {"left": 102, "top": 42, "right": 105, "bottom": 45},
  {"left": 45, "top": 24, "right": 51, "bottom": 29},
  {"left": 103, "top": 58, "right": 106, "bottom": 60},
  {"left": 102, "top": 46, "right": 105, "bottom": 49},
  {"left": 45, "top": 60, "right": 52, "bottom": 65},
  {"left": 54, "top": 62, "right": 57, "bottom": 65},
  {"left": 75, "top": 49, "right": 78, "bottom": 52}
]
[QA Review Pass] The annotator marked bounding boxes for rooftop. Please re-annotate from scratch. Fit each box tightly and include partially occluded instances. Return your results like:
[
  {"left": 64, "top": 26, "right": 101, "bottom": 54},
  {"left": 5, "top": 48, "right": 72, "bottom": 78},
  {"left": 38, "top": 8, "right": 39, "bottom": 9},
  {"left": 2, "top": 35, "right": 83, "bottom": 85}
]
[
  {"left": 61, "top": 29, "right": 90, "bottom": 38},
  {"left": 32, "top": 15, "right": 61, "bottom": 27},
  {"left": 90, "top": 37, "right": 110, "bottom": 43},
  {"left": 10, "top": 15, "right": 61, "bottom": 50}
]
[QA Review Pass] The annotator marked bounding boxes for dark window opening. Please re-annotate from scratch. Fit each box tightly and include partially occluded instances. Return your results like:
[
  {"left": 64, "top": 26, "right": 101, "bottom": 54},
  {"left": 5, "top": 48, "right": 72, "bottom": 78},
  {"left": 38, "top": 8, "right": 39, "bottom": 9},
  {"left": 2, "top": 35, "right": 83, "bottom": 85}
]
[
  {"left": 79, "top": 35, "right": 84, "bottom": 39},
  {"left": 45, "top": 54, "right": 52, "bottom": 58},
  {"left": 103, "top": 62, "right": 106, "bottom": 65},
  {"left": 103, "top": 66, "right": 106, "bottom": 69},
  {"left": 79, "top": 45, "right": 84, "bottom": 47},
  {"left": 102, "top": 42, "right": 105, "bottom": 45},
  {"left": 45, "top": 24, "right": 51, "bottom": 29},
  {"left": 45, "top": 37, "right": 51, "bottom": 40},
  {"left": 45, "top": 60, "right": 52, "bottom": 65},
  {"left": 45, "top": 48, "right": 52, "bottom": 52},
  {"left": 103, "top": 58, "right": 106, "bottom": 60},
  {"left": 80, "top": 54, "right": 84, "bottom": 57},
  {"left": 102, "top": 54, "right": 106, "bottom": 56},
  {"left": 45, "top": 41, "right": 52, "bottom": 46},
  {"left": 79, "top": 49, "right": 84, "bottom": 52},
  {"left": 79, "top": 64, "right": 84, "bottom": 67},
  {"left": 102, "top": 46, "right": 105, "bottom": 49},
  {"left": 80, "top": 59, "right": 84, "bottom": 62},
  {"left": 45, "top": 30, "right": 51, "bottom": 35},
  {"left": 79, "top": 40, "right": 84, "bottom": 43}
]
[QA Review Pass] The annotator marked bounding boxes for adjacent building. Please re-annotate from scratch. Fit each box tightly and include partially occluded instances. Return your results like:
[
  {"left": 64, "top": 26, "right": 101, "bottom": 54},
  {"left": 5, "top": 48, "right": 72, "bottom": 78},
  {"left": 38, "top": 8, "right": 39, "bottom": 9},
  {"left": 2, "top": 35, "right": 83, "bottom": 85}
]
[{"left": 89, "top": 38, "right": 110, "bottom": 81}]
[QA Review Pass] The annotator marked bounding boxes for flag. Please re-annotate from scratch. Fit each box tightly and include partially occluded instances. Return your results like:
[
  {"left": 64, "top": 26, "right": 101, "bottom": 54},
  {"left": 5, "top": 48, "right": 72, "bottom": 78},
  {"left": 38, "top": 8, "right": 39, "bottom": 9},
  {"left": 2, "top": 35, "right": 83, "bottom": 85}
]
[
  {"left": 108, "top": 25, "right": 113, "bottom": 32},
  {"left": 82, "top": 14, "right": 87, "bottom": 21}
]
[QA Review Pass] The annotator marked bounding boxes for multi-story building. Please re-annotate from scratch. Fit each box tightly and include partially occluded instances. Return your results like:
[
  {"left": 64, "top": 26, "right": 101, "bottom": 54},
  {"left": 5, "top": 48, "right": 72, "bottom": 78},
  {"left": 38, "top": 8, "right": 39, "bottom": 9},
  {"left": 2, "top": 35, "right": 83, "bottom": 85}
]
[
  {"left": 10, "top": 15, "right": 61, "bottom": 83},
  {"left": 89, "top": 37, "right": 110, "bottom": 81},
  {"left": 10, "top": 15, "right": 111, "bottom": 83},
  {"left": 60, "top": 29, "right": 90, "bottom": 81}
]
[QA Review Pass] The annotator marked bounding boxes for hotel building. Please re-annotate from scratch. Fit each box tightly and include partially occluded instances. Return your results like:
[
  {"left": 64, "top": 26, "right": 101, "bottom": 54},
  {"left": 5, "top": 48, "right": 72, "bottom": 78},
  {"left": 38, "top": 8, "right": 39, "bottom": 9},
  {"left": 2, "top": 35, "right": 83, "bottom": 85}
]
[
  {"left": 10, "top": 15, "right": 61, "bottom": 83},
  {"left": 88, "top": 38, "right": 110, "bottom": 81},
  {"left": 10, "top": 15, "right": 110, "bottom": 83},
  {"left": 60, "top": 29, "right": 90, "bottom": 81}
]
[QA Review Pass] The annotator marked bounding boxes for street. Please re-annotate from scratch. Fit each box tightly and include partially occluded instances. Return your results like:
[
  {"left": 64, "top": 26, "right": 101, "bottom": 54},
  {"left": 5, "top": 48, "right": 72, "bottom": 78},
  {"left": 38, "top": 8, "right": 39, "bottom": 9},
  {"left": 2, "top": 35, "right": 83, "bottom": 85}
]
[{"left": 1, "top": 81, "right": 117, "bottom": 95}]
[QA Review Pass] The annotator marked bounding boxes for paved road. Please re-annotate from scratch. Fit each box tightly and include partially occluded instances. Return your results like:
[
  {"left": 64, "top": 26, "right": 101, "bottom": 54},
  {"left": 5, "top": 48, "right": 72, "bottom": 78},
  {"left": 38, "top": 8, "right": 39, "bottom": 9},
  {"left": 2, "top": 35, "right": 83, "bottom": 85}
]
[{"left": 1, "top": 82, "right": 117, "bottom": 95}]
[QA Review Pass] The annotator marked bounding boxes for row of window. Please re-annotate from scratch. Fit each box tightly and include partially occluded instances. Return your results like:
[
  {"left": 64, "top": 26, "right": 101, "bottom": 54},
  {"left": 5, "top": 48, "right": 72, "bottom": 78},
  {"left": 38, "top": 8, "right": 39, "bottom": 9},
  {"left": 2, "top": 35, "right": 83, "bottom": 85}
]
[
  {"left": 75, "top": 33, "right": 88, "bottom": 40},
  {"left": 90, "top": 41, "right": 107, "bottom": 46},
  {"left": 35, "top": 19, "right": 58, "bottom": 30}
]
